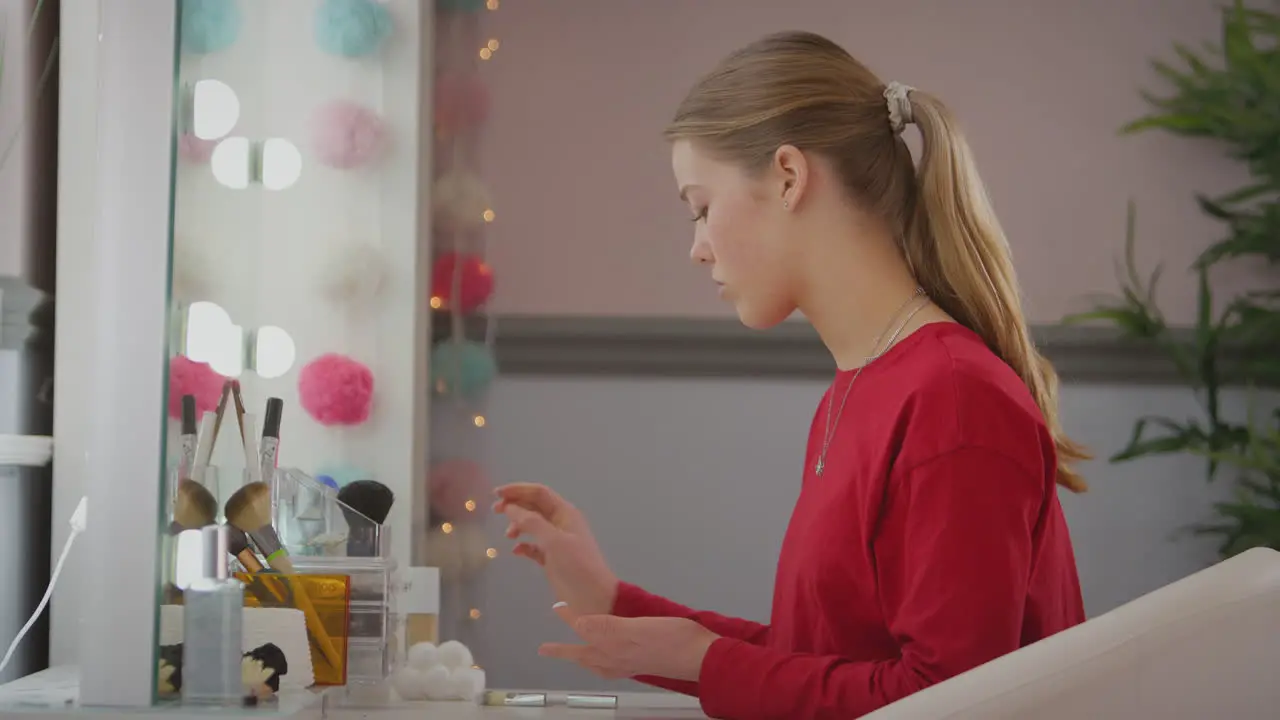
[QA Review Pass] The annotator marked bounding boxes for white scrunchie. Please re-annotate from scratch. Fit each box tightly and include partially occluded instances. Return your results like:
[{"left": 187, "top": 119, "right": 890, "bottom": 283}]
[{"left": 884, "top": 81, "right": 915, "bottom": 135}]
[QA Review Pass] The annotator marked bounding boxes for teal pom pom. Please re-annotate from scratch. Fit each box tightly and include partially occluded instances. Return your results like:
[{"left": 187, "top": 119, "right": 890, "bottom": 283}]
[
  {"left": 180, "top": 0, "right": 242, "bottom": 55},
  {"left": 438, "top": 0, "right": 488, "bottom": 12},
  {"left": 315, "top": 0, "right": 393, "bottom": 58},
  {"left": 431, "top": 340, "right": 497, "bottom": 401},
  {"left": 314, "top": 464, "right": 370, "bottom": 489}
]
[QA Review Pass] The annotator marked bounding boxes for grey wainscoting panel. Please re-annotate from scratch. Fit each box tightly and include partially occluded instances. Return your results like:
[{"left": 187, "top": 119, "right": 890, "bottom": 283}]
[{"left": 485, "top": 315, "right": 1200, "bottom": 384}]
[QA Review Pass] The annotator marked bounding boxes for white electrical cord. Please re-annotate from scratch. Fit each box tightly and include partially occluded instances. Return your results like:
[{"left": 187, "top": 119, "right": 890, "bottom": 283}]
[{"left": 0, "top": 496, "right": 87, "bottom": 676}]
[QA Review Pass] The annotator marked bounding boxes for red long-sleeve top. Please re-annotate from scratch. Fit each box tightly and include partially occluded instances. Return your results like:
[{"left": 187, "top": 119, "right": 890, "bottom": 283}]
[{"left": 613, "top": 322, "right": 1086, "bottom": 719}]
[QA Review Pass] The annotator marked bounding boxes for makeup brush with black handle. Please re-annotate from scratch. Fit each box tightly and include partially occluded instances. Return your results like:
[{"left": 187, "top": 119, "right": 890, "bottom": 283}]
[{"left": 336, "top": 479, "right": 395, "bottom": 557}]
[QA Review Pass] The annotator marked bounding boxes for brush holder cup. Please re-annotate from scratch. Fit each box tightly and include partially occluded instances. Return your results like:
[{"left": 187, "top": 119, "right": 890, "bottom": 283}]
[
  {"left": 270, "top": 468, "right": 400, "bottom": 706},
  {"left": 162, "top": 465, "right": 255, "bottom": 599}
]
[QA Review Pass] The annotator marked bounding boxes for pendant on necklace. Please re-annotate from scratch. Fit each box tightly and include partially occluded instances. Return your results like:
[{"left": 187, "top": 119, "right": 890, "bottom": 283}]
[{"left": 815, "top": 459, "right": 825, "bottom": 477}]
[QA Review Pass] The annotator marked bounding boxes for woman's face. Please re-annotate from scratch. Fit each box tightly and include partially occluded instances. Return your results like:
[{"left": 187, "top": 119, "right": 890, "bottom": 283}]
[{"left": 671, "top": 139, "right": 798, "bottom": 329}]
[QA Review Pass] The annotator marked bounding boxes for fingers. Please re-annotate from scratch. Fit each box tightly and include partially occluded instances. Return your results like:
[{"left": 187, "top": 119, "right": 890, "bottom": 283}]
[
  {"left": 553, "top": 603, "right": 617, "bottom": 645},
  {"left": 493, "top": 483, "right": 568, "bottom": 517},
  {"left": 542, "top": 605, "right": 631, "bottom": 679},
  {"left": 537, "top": 641, "right": 590, "bottom": 662},
  {"left": 504, "top": 504, "right": 561, "bottom": 545},
  {"left": 511, "top": 542, "right": 546, "bottom": 566},
  {"left": 551, "top": 601, "right": 578, "bottom": 627}
]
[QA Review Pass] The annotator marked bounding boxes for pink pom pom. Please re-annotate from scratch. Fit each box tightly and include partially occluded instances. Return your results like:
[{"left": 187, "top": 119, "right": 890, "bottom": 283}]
[
  {"left": 298, "top": 353, "right": 375, "bottom": 426},
  {"left": 433, "top": 72, "right": 490, "bottom": 135},
  {"left": 168, "top": 355, "right": 226, "bottom": 420},
  {"left": 310, "top": 100, "right": 386, "bottom": 170},
  {"left": 178, "top": 133, "right": 217, "bottom": 164},
  {"left": 429, "top": 458, "right": 491, "bottom": 523},
  {"left": 430, "top": 252, "right": 494, "bottom": 314}
]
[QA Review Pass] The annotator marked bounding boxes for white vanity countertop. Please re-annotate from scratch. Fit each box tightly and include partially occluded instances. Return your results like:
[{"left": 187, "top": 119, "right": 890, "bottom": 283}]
[
  {"left": 0, "top": 668, "right": 708, "bottom": 720},
  {"left": 329, "top": 693, "right": 707, "bottom": 719}
]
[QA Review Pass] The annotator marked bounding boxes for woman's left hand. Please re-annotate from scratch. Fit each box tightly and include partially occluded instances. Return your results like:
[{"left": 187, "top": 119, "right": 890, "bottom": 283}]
[{"left": 539, "top": 603, "right": 720, "bottom": 682}]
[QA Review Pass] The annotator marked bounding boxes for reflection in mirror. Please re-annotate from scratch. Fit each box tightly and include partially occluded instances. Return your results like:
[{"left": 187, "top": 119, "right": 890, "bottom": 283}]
[
  {"left": 183, "top": 301, "right": 244, "bottom": 377},
  {"left": 253, "top": 325, "right": 297, "bottom": 379},
  {"left": 172, "top": 529, "right": 204, "bottom": 591},
  {"left": 191, "top": 79, "right": 240, "bottom": 140},
  {"left": 261, "top": 138, "right": 303, "bottom": 191},
  {"left": 210, "top": 137, "right": 251, "bottom": 189}
]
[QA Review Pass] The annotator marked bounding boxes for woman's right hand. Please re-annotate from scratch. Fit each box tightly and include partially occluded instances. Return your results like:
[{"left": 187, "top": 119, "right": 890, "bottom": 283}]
[{"left": 493, "top": 483, "right": 619, "bottom": 616}]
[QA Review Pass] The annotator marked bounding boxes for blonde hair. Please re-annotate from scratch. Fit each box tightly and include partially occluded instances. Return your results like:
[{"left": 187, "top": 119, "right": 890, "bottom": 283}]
[{"left": 665, "top": 31, "right": 1090, "bottom": 492}]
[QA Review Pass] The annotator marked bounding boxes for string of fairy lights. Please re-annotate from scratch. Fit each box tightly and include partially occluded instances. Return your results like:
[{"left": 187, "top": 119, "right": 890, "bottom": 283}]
[{"left": 426, "top": 0, "right": 504, "bottom": 660}]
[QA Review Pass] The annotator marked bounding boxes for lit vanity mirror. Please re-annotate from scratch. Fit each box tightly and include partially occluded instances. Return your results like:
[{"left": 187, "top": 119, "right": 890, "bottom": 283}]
[{"left": 153, "top": 0, "right": 430, "bottom": 709}]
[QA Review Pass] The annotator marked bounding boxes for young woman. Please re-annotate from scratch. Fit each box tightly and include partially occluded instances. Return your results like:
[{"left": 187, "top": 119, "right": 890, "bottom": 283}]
[{"left": 493, "top": 30, "right": 1090, "bottom": 720}]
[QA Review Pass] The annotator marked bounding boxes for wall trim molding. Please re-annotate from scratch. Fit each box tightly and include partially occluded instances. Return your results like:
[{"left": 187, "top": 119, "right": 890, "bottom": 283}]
[{"left": 478, "top": 314, "right": 1201, "bottom": 384}]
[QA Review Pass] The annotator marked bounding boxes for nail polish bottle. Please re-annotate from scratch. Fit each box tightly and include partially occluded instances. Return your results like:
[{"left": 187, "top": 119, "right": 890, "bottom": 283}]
[{"left": 182, "top": 524, "right": 244, "bottom": 706}]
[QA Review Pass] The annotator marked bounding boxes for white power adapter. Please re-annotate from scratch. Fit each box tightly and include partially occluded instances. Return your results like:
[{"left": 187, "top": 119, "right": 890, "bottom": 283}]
[{"left": 0, "top": 496, "right": 88, "bottom": 675}]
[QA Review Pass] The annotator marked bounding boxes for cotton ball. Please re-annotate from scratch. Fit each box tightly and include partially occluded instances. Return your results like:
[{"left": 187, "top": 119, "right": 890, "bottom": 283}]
[
  {"left": 406, "top": 642, "right": 439, "bottom": 671},
  {"left": 314, "top": 0, "right": 392, "bottom": 58},
  {"left": 311, "top": 100, "right": 386, "bottom": 170},
  {"left": 297, "top": 353, "right": 374, "bottom": 426},
  {"left": 180, "top": 0, "right": 242, "bottom": 55},
  {"left": 428, "top": 458, "right": 492, "bottom": 524},
  {"left": 449, "top": 666, "right": 485, "bottom": 702},
  {"left": 431, "top": 171, "right": 492, "bottom": 233},
  {"left": 391, "top": 666, "right": 426, "bottom": 701},
  {"left": 430, "top": 340, "right": 497, "bottom": 402},
  {"left": 419, "top": 664, "right": 453, "bottom": 700},
  {"left": 168, "top": 355, "right": 226, "bottom": 420},
  {"left": 430, "top": 252, "right": 494, "bottom": 314},
  {"left": 436, "top": 640, "right": 473, "bottom": 671},
  {"left": 318, "top": 242, "right": 386, "bottom": 306},
  {"left": 314, "top": 464, "right": 371, "bottom": 489}
]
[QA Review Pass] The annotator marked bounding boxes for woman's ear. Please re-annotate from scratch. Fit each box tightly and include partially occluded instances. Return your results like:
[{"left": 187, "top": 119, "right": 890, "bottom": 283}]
[{"left": 772, "top": 144, "right": 809, "bottom": 210}]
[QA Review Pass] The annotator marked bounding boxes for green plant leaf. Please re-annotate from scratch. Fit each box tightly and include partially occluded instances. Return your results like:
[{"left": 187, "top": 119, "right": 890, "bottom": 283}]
[{"left": 1111, "top": 416, "right": 1208, "bottom": 462}]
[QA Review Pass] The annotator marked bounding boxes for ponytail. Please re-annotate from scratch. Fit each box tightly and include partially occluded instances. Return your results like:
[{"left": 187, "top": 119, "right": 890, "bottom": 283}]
[{"left": 903, "top": 91, "right": 1091, "bottom": 493}]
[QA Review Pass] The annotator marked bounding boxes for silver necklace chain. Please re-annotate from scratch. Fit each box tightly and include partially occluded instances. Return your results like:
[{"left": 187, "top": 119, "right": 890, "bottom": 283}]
[{"left": 815, "top": 287, "right": 929, "bottom": 477}]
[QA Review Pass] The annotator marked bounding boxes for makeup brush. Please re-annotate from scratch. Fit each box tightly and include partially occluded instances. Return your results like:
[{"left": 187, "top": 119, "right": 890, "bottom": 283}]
[
  {"left": 208, "top": 381, "right": 232, "bottom": 457},
  {"left": 224, "top": 482, "right": 292, "bottom": 573},
  {"left": 336, "top": 480, "right": 395, "bottom": 557},
  {"left": 172, "top": 478, "right": 218, "bottom": 532},
  {"left": 226, "top": 526, "right": 265, "bottom": 574},
  {"left": 224, "top": 483, "right": 343, "bottom": 670},
  {"left": 226, "top": 526, "right": 289, "bottom": 607},
  {"left": 177, "top": 395, "right": 198, "bottom": 479}
]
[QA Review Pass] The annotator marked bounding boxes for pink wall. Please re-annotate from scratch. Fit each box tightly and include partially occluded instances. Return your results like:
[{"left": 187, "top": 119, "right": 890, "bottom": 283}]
[{"left": 476, "top": 0, "right": 1250, "bottom": 324}]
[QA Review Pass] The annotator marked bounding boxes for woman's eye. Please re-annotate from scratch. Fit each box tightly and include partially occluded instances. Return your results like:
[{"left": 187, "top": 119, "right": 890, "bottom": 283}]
[{"left": 690, "top": 207, "right": 708, "bottom": 223}]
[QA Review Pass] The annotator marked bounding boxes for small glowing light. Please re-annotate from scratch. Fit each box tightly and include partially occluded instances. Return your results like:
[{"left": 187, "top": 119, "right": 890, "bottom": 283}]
[
  {"left": 473, "top": 415, "right": 486, "bottom": 428},
  {"left": 482, "top": 208, "right": 495, "bottom": 223},
  {"left": 429, "top": 296, "right": 443, "bottom": 309},
  {"left": 472, "top": 664, "right": 482, "bottom": 670},
  {"left": 435, "top": 380, "right": 448, "bottom": 394},
  {"left": 486, "top": 0, "right": 498, "bottom": 9},
  {"left": 485, "top": 547, "right": 498, "bottom": 559},
  {"left": 469, "top": 608, "right": 482, "bottom": 620},
  {"left": 441, "top": 522, "right": 454, "bottom": 534},
  {"left": 487, "top": 39, "right": 500, "bottom": 52},
  {"left": 465, "top": 500, "right": 477, "bottom": 512}
]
